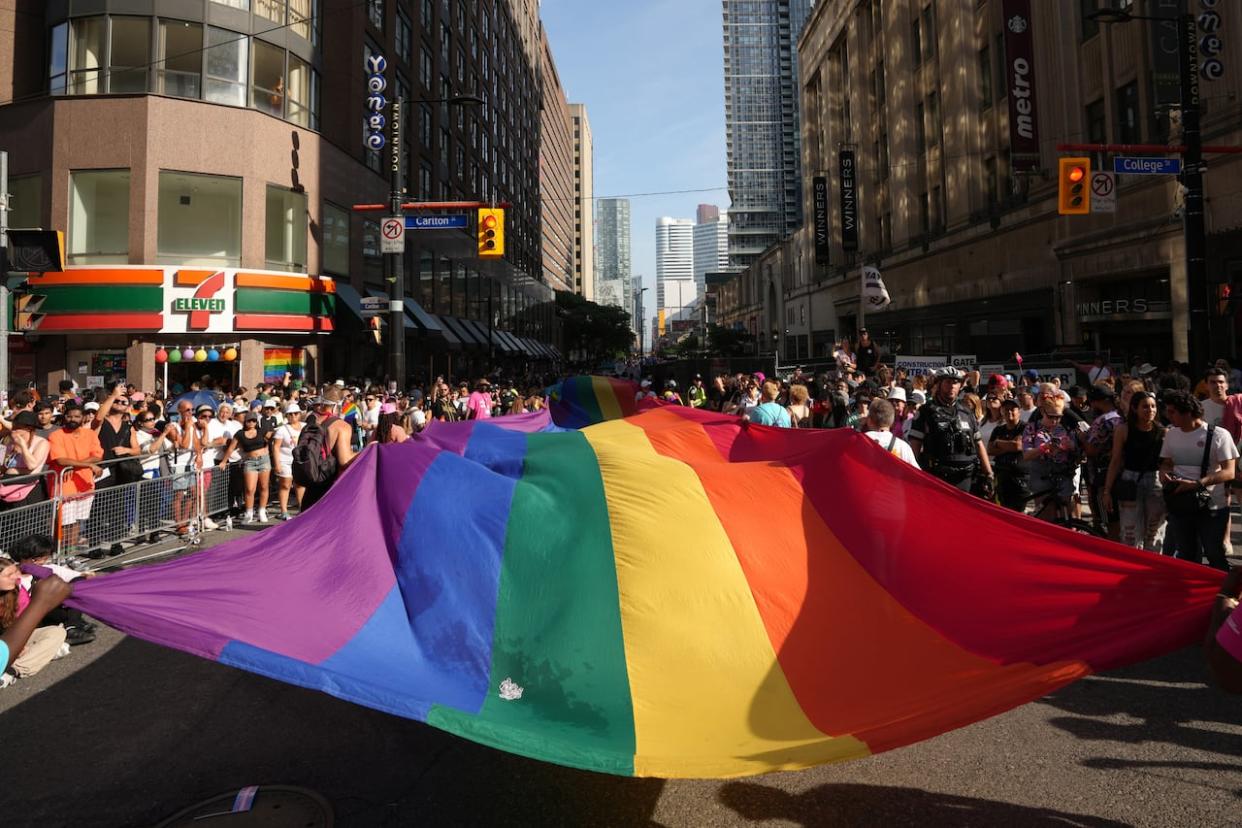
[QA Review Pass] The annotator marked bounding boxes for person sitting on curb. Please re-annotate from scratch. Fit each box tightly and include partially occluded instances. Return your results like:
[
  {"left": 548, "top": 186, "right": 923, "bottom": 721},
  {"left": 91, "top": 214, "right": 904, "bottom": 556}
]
[{"left": 0, "top": 559, "right": 73, "bottom": 687}]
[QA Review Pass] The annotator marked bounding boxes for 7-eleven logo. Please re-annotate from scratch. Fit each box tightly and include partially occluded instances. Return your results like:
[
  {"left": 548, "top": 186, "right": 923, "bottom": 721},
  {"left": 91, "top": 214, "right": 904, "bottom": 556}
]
[{"left": 172, "top": 271, "right": 227, "bottom": 330}]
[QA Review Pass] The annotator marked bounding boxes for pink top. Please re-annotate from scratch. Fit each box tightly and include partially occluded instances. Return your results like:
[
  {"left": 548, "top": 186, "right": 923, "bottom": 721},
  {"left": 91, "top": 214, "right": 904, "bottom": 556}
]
[
  {"left": 16, "top": 582, "right": 30, "bottom": 617},
  {"left": 466, "top": 391, "right": 493, "bottom": 420},
  {"left": 1218, "top": 605, "right": 1242, "bottom": 662}
]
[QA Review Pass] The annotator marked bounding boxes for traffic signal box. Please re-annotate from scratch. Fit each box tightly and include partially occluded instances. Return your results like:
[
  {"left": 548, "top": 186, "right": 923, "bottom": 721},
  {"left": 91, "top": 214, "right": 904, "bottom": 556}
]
[
  {"left": 477, "top": 208, "right": 505, "bottom": 258},
  {"left": 1058, "top": 157, "right": 1091, "bottom": 215}
]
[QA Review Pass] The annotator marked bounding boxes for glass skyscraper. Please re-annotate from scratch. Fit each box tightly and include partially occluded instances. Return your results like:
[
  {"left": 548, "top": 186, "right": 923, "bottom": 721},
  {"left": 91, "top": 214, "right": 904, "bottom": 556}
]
[
  {"left": 595, "top": 198, "right": 632, "bottom": 313},
  {"left": 721, "top": 0, "right": 813, "bottom": 268}
]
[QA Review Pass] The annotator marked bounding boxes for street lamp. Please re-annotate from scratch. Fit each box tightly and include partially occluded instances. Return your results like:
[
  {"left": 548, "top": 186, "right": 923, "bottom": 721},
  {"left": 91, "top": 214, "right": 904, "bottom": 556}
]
[
  {"left": 385, "top": 93, "right": 483, "bottom": 387},
  {"left": 1088, "top": 6, "right": 1208, "bottom": 369}
]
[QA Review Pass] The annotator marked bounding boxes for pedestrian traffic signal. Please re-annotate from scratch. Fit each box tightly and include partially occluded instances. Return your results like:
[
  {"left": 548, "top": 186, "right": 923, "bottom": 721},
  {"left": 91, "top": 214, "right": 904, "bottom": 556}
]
[
  {"left": 4, "top": 230, "right": 65, "bottom": 273},
  {"left": 369, "top": 315, "right": 382, "bottom": 345},
  {"left": 477, "top": 208, "right": 504, "bottom": 258},
  {"left": 14, "top": 290, "right": 46, "bottom": 331},
  {"left": 1058, "top": 157, "right": 1091, "bottom": 215}
]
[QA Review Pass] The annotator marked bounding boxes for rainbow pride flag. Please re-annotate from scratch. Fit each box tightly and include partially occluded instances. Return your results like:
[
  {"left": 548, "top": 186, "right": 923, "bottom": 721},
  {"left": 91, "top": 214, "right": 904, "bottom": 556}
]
[
  {"left": 548, "top": 374, "right": 639, "bottom": 428},
  {"left": 64, "top": 392, "right": 1221, "bottom": 778},
  {"left": 262, "top": 347, "right": 304, "bottom": 384},
  {"left": 340, "top": 401, "right": 360, "bottom": 423}
]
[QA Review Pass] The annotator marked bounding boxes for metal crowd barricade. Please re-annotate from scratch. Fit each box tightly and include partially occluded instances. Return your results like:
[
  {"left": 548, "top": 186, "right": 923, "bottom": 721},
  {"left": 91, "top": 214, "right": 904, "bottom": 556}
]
[
  {"left": 199, "top": 461, "right": 239, "bottom": 526},
  {"left": 0, "top": 471, "right": 59, "bottom": 555}
]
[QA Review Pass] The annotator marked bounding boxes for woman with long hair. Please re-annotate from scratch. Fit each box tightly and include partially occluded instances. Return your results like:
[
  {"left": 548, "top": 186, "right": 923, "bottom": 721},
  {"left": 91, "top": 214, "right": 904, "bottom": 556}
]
[
  {"left": 271, "top": 404, "right": 305, "bottom": 521},
  {"left": 0, "top": 556, "right": 68, "bottom": 684},
  {"left": 218, "top": 414, "right": 273, "bottom": 524},
  {"left": 961, "top": 392, "right": 985, "bottom": 427},
  {"left": 374, "top": 408, "right": 410, "bottom": 444},
  {"left": 979, "top": 392, "right": 1006, "bottom": 446},
  {"left": 1158, "top": 391, "right": 1237, "bottom": 570},
  {"left": 1101, "top": 391, "right": 1166, "bottom": 550}
]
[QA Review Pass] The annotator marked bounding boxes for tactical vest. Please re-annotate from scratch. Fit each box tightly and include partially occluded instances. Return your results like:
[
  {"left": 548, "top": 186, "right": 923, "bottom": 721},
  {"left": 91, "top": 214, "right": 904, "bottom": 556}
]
[{"left": 921, "top": 401, "right": 978, "bottom": 467}]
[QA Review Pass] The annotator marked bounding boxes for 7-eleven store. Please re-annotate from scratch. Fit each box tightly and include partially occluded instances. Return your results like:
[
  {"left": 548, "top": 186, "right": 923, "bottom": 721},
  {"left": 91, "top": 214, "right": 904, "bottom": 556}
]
[{"left": 19, "top": 267, "right": 338, "bottom": 396}]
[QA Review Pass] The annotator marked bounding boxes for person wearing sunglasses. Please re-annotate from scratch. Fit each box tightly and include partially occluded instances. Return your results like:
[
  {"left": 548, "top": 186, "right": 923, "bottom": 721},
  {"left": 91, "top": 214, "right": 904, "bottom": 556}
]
[{"left": 218, "top": 414, "right": 274, "bottom": 525}]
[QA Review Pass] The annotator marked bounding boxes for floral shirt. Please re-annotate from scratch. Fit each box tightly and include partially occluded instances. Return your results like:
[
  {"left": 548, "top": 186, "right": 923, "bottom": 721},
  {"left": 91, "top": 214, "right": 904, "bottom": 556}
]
[{"left": 1022, "top": 417, "right": 1080, "bottom": 465}]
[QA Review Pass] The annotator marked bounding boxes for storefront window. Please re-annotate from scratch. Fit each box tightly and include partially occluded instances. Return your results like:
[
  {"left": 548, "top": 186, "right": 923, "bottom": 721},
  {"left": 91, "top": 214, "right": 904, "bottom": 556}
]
[
  {"left": 322, "top": 202, "right": 350, "bottom": 276},
  {"left": 49, "top": 22, "right": 68, "bottom": 94},
  {"left": 252, "top": 40, "right": 285, "bottom": 117},
  {"left": 265, "top": 186, "right": 308, "bottom": 272},
  {"left": 69, "top": 17, "right": 105, "bottom": 95},
  {"left": 69, "top": 170, "right": 131, "bottom": 264},
  {"left": 158, "top": 21, "right": 203, "bottom": 99},
  {"left": 206, "top": 27, "right": 248, "bottom": 107},
  {"left": 157, "top": 172, "right": 242, "bottom": 267},
  {"left": 109, "top": 17, "right": 151, "bottom": 93},
  {"left": 9, "top": 176, "right": 42, "bottom": 230}
]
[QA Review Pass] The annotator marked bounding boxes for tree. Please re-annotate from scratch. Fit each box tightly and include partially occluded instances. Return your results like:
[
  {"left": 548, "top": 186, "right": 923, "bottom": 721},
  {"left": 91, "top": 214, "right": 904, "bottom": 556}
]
[
  {"left": 555, "top": 291, "right": 634, "bottom": 361},
  {"left": 706, "top": 324, "right": 754, "bottom": 357}
]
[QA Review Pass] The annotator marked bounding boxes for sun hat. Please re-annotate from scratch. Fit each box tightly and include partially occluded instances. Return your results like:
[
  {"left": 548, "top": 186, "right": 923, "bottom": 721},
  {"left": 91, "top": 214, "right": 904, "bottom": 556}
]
[
  {"left": 284, "top": 403, "right": 301, "bottom": 414},
  {"left": 887, "top": 387, "right": 907, "bottom": 402}
]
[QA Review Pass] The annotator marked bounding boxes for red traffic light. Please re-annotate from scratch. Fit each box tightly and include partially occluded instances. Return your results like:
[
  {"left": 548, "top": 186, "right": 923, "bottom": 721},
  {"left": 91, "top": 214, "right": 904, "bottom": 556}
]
[
  {"left": 1067, "top": 166, "right": 1086, "bottom": 183},
  {"left": 482, "top": 214, "right": 498, "bottom": 230}
]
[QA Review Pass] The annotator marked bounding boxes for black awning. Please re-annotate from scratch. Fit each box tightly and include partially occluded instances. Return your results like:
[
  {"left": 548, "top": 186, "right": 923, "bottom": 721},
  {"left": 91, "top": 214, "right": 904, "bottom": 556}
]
[
  {"left": 490, "top": 330, "right": 518, "bottom": 354},
  {"left": 333, "top": 282, "right": 366, "bottom": 324},
  {"left": 441, "top": 315, "right": 482, "bottom": 348},
  {"left": 497, "top": 331, "right": 523, "bottom": 354},
  {"left": 461, "top": 319, "right": 491, "bottom": 346},
  {"left": 428, "top": 314, "right": 462, "bottom": 349},
  {"left": 403, "top": 298, "right": 445, "bottom": 334}
]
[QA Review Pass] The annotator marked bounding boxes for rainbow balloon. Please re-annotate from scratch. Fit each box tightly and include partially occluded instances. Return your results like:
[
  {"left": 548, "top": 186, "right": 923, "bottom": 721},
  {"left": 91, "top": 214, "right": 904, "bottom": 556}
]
[{"left": 64, "top": 385, "right": 1221, "bottom": 778}]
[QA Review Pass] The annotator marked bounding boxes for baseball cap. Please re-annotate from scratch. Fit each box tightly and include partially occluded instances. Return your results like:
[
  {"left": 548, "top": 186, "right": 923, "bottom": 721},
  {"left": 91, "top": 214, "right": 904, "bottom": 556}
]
[
  {"left": 1023, "top": 368, "right": 1040, "bottom": 379},
  {"left": 1087, "top": 386, "right": 1116, "bottom": 401},
  {"left": 334, "top": 379, "right": 346, "bottom": 387},
  {"left": 284, "top": 403, "right": 301, "bottom": 414},
  {"left": 84, "top": 401, "right": 100, "bottom": 411},
  {"left": 12, "top": 411, "right": 38, "bottom": 429},
  {"left": 262, "top": 398, "right": 278, "bottom": 408},
  {"left": 988, "top": 373, "right": 1009, "bottom": 388},
  {"left": 195, "top": 404, "right": 215, "bottom": 415}
]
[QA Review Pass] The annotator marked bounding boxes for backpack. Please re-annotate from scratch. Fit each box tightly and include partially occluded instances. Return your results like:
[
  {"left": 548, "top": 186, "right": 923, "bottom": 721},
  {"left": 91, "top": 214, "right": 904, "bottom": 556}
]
[{"left": 292, "top": 414, "right": 338, "bottom": 486}]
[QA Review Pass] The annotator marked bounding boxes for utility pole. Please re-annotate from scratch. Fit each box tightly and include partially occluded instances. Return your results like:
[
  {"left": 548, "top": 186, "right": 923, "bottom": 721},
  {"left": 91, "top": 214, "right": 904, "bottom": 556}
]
[
  {"left": 1179, "top": 12, "right": 1209, "bottom": 371},
  {"left": 387, "top": 98, "right": 405, "bottom": 388}
]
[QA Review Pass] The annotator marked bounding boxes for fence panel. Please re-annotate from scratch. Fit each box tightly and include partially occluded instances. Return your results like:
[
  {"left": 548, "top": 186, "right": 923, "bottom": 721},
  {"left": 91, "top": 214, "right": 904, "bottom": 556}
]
[
  {"left": 0, "top": 498, "right": 58, "bottom": 555},
  {"left": 57, "top": 466, "right": 201, "bottom": 562}
]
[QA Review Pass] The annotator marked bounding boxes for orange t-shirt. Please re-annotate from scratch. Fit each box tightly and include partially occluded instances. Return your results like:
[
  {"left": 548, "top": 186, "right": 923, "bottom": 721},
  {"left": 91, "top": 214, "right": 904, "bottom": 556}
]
[{"left": 48, "top": 426, "right": 103, "bottom": 495}]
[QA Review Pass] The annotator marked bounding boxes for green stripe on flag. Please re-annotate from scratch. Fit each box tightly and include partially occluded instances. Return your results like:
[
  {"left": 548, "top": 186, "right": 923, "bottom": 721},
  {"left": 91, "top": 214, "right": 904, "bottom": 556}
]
[
  {"left": 234, "top": 288, "right": 335, "bottom": 316},
  {"left": 428, "top": 431, "right": 636, "bottom": 775},
  {"left": 39, "top": 285, "right": 163, "bottom": 313}
]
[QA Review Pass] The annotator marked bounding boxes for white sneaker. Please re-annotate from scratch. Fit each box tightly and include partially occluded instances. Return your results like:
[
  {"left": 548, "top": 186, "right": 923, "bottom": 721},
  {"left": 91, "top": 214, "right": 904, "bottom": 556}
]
[
  {"left": 279, "top": 512, "right": 291, "bottom": 521},
  {"left": 257, "top": 509, "right": 269, "bottom": 523},
  {"left": 54, "top": 642, "right": 71, "bottom": 660},
  {"left": 242, "top": 511, "right": 255, "bottom": 525},
  {"left": 202, "top": 517, "right": 220, "bottom": 531},
  {"left": 0, "top": 672, "right": 16, "bottom": 689}
]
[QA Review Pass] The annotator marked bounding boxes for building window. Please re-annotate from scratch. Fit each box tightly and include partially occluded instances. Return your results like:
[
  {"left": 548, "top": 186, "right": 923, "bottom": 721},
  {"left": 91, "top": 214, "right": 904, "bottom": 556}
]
[
  {"left": 396, "top": 9, "right": 412, "bottom": 63},
  {"left": 256, "top": 0, "right": 285, "bottom": 24},
  {"left": 287, "top": 54, "right": 313, "bottom": 127},
  {"left": 289, "top": 0, "right": 313, "bottom": 40},
  {"left": 49, "top": 22, "right": 68, "bottom": 93},
  {"left": 985, "top": 157, "right": 998, "bottom": 206},
  {"left": 420, "top": 45, "right": 432, "bottom": 88},
  {"left": 265, "top": 185, "right": 308, "bottom": 272},
  {"left": 910, "top": 18, "right": 922, "bottom": 65},
  {"left": 919, "top": 192, "right": 929, "bottom": 236},
  {"left": 1086, "top": 97, "right": 1106, "bottom": 143},
  {"left": 252, "top": 40, "right": 285, "bottom": 117},
  {"left": 420, "top": 103, "right": 432, "bottom": 145},
  {"left": 322, "top": 202, "right": 350, "bottom": 276},
  {"left": 157, "top": 172, "right": 242, "bottom": 267},
  {"left": 419, "top": 163, "right": 432, "bottom": 200},
  {"left": 1116, "top": 80, "right": 1140, "bottom": 144},
  {"left": 362, "top": 220, "right": 383, "bottom": 283},
  {"left": 206, "top": 27, "right": 248, "bottom": 106},
  {"left": 68, "top": 17, "right": 105, "bottom": 94},
  {"left": 109, "top": 16, "right": 151, "bottom": 93},
  {"left": 157, "top": 21, "right": 203, "bottom": 98},
  {"left": 9, "top": 176, "right": 41, "bottom": 229},
  {"left": 212, "top": 0, "right": 250, "bottom": 9},
  {"left": 1081, "top": 0, "right": 1099, "bottom": 41},
  {"left": 915, "top": 102, "right": 926, "bottom": 154},
  {"left": 921, "top": 5, "right": 935, "bottom": 59},
  {"left": 368, "top": 0, "right": 385, "bottom": 31},
  {"left": 69, "top": 170, "right": 131, "bottom": 264},
  {"left": 978, "top": 46, "right": 991, "bottom": 108}
]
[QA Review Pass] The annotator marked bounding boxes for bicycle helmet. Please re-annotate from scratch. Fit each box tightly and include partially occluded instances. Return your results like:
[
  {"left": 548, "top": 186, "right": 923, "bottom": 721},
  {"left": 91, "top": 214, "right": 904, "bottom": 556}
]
[{"left": 931, "top": 366, "right": 966, "bottom": 383}]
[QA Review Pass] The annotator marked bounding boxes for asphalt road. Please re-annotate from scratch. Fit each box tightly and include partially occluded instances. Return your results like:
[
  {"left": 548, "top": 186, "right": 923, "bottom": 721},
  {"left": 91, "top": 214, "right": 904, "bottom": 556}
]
[{"left": 1, "top": 529, "right": 1239, "bottom": 827}]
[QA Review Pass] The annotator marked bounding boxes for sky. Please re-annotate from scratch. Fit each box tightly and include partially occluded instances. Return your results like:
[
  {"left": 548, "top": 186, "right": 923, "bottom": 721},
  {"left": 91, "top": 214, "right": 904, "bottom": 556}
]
[{"left": 540, "top": 0, "right": 729, "bottom": 322}]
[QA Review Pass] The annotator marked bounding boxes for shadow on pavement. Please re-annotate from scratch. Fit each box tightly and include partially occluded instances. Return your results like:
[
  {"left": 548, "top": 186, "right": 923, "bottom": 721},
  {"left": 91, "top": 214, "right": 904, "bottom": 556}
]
[
  {"left": 2, "top": 637, "right": 665, "bottom": 827},
  {"left": 718, "top": 781, "right": 1130, "bottom": 827},
  {"left": 1038, "top": 649, "right": 1241, "bottom": 760}
]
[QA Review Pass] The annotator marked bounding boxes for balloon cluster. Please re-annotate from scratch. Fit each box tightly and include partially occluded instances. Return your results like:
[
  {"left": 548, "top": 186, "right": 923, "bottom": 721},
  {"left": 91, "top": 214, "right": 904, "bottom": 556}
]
[{"left": 154, "top": 345, "right": 240, "bottom": 364}]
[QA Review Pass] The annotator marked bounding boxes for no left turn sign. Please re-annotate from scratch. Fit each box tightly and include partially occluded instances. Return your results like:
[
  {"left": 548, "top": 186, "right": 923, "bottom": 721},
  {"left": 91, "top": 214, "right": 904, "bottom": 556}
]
[
  {"left": 1091, "top": 172, "right": 1116, "bottom": 213},
  {"left": 381, "top": 216, "right": 405, "bottom": 253}
]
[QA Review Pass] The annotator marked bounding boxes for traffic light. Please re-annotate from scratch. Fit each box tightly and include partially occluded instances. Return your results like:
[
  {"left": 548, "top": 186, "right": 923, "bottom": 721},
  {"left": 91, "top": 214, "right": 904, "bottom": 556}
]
[
  {"left": 477, "top": 208, "right": 504, "bottom": 258},
  {"left": 369, "top": 315, "right": 382, "bottom": 345},
  {"left": 4, "top": 230, "right": 65, "bottom": 273},
  {"left": 14, "top": 289, "right": 46, "bottom": 331},
  {"left": 1057, "top": 157, "right": 1091, "bottom": 215}
]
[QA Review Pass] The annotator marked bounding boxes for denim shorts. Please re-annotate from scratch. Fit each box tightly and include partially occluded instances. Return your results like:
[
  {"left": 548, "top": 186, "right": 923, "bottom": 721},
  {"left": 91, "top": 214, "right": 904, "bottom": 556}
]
[{"left": 242, "top": 455, "right": 272, "bottom": 473}]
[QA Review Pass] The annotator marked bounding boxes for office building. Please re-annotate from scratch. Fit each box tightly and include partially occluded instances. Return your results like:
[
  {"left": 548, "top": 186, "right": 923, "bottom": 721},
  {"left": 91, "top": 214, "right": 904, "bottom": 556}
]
[
  {"left": 596, "top": 197, "right": 632, "bottom": 312},
  {"left": 0, "top": 0, "right": 562, "bottom": 389},
  {"left": 721, "top": 0, "right": 814, "bottom": 269},
  {"left": 539, "top": 28, "right": 575, "bottom": 294},
  {"left": 693, "top": 204, "right": 731, "bottom": 295},
  {"left": 656, "top": 217, "right": 695, "bottom": 317},
  {"left": 570, "top": 102, "right": 594, "bottom": 301}
]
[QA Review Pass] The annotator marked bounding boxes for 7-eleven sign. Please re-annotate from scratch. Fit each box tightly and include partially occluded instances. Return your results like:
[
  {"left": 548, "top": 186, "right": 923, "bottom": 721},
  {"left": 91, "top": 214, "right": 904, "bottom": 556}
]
[{"left": 168, "top": 270, "right": 234, "bottom": 333}]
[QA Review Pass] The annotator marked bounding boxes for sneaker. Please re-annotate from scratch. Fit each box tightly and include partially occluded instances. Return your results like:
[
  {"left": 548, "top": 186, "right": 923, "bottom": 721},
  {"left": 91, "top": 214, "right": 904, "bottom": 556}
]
[
  {"left": 65, "top": 626, "right": 97, "bottom": 646},
  {"left": 54, "top": 642, "right": 71, "bottom": 660},
  {"left": 257, "top": 509, "right": 269, "bottom": 523},
  {"left": 202, "top": 517, "right": 220, "bottom": 531},
  {"left": 0, "top": 672, "right": 15, "bottom": 689},
  {"left": 279, "top": 512, "right": 292, "bottom": 521},
  {"left": 242, "top": 511, "right": 255, "bottom": 525}
]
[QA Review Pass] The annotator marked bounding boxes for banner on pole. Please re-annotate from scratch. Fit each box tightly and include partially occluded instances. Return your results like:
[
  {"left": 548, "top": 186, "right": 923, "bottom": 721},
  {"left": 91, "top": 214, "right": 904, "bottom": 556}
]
[{"left": 1001, "top": 0, "right": 1041, "bottom": 171}]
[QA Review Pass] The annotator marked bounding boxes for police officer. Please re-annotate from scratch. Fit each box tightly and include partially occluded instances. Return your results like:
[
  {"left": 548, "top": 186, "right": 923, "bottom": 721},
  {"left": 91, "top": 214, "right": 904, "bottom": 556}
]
[
  {"left": 908, "top": 366, "right": 995, "bottom": 495},
  {"left": 687, "top": 374, "right": 708, "bottom": 409}
]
